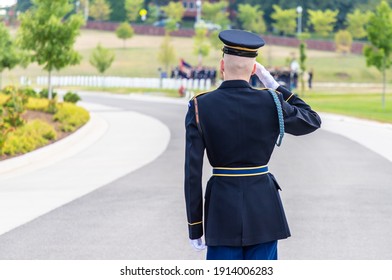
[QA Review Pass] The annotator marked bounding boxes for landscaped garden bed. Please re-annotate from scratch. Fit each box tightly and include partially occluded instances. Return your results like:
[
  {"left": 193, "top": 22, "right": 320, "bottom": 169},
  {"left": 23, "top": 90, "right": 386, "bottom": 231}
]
[{"left": 0, "top": 86, "right": 89, "bottom": 160}]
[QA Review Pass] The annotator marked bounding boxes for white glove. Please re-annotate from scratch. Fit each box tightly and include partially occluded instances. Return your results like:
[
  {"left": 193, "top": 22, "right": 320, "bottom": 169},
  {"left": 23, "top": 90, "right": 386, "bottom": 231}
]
[
  {"left": 255, "top": 62, "right": 280, "bottom": 90},
  {"left": 189, "top": 238, "right": 206, "bottom": 251}
]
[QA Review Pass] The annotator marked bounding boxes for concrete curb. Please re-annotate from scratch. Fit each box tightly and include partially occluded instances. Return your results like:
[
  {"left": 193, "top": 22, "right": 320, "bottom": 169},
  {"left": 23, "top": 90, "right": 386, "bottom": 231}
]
[{"left": 0, "top": 104, "right": 108, "bottom": 180}]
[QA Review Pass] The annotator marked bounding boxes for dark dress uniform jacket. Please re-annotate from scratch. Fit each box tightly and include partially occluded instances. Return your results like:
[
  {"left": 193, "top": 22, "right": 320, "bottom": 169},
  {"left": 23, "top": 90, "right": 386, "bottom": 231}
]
[{"left": 185, "top": 79, "right": 321, "bottom": 247}]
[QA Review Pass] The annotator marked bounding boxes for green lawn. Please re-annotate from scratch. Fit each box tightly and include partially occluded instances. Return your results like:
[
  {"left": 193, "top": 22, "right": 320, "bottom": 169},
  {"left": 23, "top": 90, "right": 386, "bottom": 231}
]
[
  {"left": 3, "top": 29, "right": 391, "bottom": 85},
  {"left": 303, "top": 92, "right": 392, "bottom": 123}
]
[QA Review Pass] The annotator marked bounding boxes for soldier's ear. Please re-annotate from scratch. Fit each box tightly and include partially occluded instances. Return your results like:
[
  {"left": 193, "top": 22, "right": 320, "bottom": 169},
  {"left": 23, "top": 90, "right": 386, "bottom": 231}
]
[
  {"left": 220, "top": 59, "right": 225, "bottom": 79},
  {"left": 251, "top": 63, "right": 256, "bottom": 75}
]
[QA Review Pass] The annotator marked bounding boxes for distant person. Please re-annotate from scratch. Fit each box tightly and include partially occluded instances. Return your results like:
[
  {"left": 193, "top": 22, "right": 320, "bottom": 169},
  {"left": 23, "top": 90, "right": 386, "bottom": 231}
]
[
  {"left": 290, "top": 58, "right": 299, "bottom": 89},
  {"left": 184, "top": 29, "right": 322, "bottom": 260},
  {"left": 308, "top": 68, "right": 314, "bottom": 89}
]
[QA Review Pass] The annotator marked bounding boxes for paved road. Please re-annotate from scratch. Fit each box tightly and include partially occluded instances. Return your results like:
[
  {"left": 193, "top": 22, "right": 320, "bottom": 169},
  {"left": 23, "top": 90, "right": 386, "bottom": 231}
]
[{"left": 0, "top": 93, "right": 391, "bottom": 260}]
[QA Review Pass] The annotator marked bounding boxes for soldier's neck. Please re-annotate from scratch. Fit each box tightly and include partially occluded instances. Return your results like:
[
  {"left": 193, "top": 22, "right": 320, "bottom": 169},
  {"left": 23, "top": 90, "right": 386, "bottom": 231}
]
[{"left": 223, "top": 73, "right": 251, "bottom": 82}]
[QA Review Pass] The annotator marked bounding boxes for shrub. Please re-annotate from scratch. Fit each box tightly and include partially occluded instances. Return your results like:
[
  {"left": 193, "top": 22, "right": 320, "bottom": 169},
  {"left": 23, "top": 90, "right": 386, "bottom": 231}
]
[
  {"left": 1, "top": 120, "right": 57, "bottom": 156},
  {"left": 63, "top": 91, "right": 81, "bottom": 103},
  {"left": 0, "top": 108, "right": 14, "bottom": 151},
  {"left": 53, "top": 102, "right": 90, "bottom": 132},
  {"left": 0, "top": 93, "right": 9, "bottom": 105},
  {"left": 39, "top": 88, "right": 57, "bottom": 99},
  {"left": 26, "top": 97, "right": 49, "bottom": 111},
  {"left": 1, "top": 85, "right": 17, "bottom": 95},
  {"left": 2, "top": 92, "right": 28, "bottom": 128},
  {"left": 335, "top": 30, "right": 353, "bottom": 54},
  {"left": 46, "top": 98, "right": 58, "bottom": 114},
  {"left": 25, "top": 94, "right": 58, "bottom": 114},
  {"left": 20, "top": 87, "right": 39, "bottom": 98}
]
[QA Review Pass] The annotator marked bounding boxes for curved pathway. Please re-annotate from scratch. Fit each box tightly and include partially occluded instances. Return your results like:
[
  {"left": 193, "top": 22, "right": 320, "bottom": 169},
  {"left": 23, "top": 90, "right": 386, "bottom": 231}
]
[{"left": 0, "top": 92, "right": 391, "bottom": 260}]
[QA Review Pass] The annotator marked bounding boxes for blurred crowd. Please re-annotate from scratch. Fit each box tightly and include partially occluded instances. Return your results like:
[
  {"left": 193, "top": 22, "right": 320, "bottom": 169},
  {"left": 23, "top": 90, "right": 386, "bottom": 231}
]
[{"left": 170, "top": 66, "right": 217, "bottom": 85}]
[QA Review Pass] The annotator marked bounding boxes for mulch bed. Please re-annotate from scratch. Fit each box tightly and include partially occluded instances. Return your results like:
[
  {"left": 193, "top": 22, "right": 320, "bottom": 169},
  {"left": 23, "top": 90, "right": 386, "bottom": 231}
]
[{"left": 0, "top": 110, "right": 73, "bottom": 161}]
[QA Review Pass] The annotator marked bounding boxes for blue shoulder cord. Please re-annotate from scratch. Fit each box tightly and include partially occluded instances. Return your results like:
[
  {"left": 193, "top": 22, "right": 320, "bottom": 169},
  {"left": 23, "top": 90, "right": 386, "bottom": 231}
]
[{"left": 268, "top": 89, "right": 284, "bottom": 146}]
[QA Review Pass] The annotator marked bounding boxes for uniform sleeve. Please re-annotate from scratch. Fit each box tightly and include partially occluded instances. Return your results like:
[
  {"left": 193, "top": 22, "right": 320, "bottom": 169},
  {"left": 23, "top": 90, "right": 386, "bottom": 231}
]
[
  {"left": 276, "top": 85, "right": 322, "bottom": 135},
  {"left": 184, "top": 100, "right": 205, "bottom": 240}
]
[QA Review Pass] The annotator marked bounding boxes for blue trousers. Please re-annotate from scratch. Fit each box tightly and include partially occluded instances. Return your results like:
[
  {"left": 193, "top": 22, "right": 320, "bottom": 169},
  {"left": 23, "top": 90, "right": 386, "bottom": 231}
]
[{"left": 206, "top": 241, "right": 278, "bottom": 260}]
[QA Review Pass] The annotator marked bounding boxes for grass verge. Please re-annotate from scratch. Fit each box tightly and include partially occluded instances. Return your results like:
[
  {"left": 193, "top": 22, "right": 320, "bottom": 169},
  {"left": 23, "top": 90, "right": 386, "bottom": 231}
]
[
  {"left": 303, "top": 92, "right": 392, "bottom": 123},
  {"left": 60, "top": 86, "right": 180, "bottom": 97}
]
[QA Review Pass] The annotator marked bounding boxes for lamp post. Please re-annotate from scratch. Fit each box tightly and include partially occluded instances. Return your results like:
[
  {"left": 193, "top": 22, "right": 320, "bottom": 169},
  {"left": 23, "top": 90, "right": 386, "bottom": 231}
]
[
  {"left": 296, "top": 6, "right": 303, "bottom": 36},
  {"left": 75, "top": 1, "right": 80, "bottom": 13},
  {"left": 196, "top": 0, "right": 202, "bottom": 24},
  {"left": 84, "top": 0, "right": 89, "bottom": 22}
]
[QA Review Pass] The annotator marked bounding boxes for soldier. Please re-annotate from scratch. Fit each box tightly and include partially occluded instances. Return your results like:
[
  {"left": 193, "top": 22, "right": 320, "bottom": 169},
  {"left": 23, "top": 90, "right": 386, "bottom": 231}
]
[{"left": 184, "top": 29, "right": 321, "bottom": 260}]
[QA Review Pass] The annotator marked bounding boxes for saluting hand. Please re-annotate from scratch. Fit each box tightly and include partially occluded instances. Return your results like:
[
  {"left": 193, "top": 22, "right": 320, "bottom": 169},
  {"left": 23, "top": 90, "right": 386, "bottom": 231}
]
[
  {"left": 255, "top": 62, "right": 280, "bottom": 90},
  {"left": 189, "top": 238, "right": 206, "bottom": 251}
]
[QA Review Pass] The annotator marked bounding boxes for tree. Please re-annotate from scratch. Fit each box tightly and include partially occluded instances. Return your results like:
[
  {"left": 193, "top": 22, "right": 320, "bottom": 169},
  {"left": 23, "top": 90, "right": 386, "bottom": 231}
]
[
  {"left": 115, "top": 22, "right": 134, "bottom": 48},
  {"left": 107, "top": 0, "right": 126, "bottom": 22},
  {"left": 0, "top": 23, "right": 20, "bottom": 88},
  {"left": 364, "top": 0, "right": 392, "bottom": 108},
  {"left": 308, "top": 9, "right": 338, "bottom": 37},
  {"left": 89, "top": 0, "right": 111, "bottom": 21},
  {"left": 161, "top": 2, "right": 184, "bottom": 23},
  {"left": 270, "top": 5, "right": 297, "bottom": 36},
  {"left": 335, "top": 30, "right": 353, "bottom": 54},
  {"left": 346, "top": 9, "right": 371, "bottom": 40},
  {"left": 193, "top": 27, "right": 210, "bottom": 66},
  {"left": 145, "top": 3, "right": 159, "bottom": 24},
  {"left": 201, "top": 0, "right": 230, "bottom": 29},
  {"left": 16, "top": 0, "right": 32, "bottom": 12},
  {"left": 89, "top": 43, "right": 115, "bottom": 74},
  {"left": 237, "top": 4, "right": 266, "bottom": 34},
  {"left": 125, "top": 0, "right": 144, "bottom": 22},
  {"left": 17, "top": 0, "right": 84, "bottom": 99},
  {"left": 232, "top": 0, "right": 361, "bottom": 31},
  {"left": 209, "top": 30, "right": 222, "bottom": 51},
  {"left": 157, "top": 35, "right": 176, "bottom": 74},
  {"left": 161, "top": 2, "right": 184, "bottom": 34}
]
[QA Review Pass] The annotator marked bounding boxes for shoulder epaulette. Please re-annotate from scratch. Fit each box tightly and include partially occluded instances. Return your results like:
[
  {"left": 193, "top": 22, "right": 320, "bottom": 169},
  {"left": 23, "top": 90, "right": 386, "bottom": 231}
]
[
  {"left": 255, "top": 87, "right": 288, "bottom": 99},
  {"left": 253, "top": 87, "right": 269, "bottom": 91},
  {"left": 191, "top": 90, "right": 211, "bottom": 101},
  {"left": 190, "top": 91, "right": 211, "bottom": 136}
]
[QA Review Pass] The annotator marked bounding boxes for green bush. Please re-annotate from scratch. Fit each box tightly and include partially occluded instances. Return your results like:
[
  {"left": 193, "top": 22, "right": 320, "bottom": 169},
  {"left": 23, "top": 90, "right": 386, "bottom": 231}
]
[
  {"left": 1, "top": 120, "right": 57, "bottom": 156},
  {"left": 53, "top": 102, "right": 90, "bottom": 132},
  {"left": 0, "top": 93, "right": 10, "bottom": 105},
  {"left": 20, "top": 87, "right": 39, "bottom": 98},
  {"left": 26, "top": 95, "right": 58, "bottom": 114},
  {"left": 39, "top": 88, "right": 57, "bottom": 99},
  {"left": 26, "top": 97, "right": 49, "bottom": 111},
  {"left": 1, "top": 85, "right": 17, "bottom": 95},
  {"left": 46, "top": 98, "right": 58, "bottom": 114},
  {"left": 2, "top": 92, "right": 28, "bottom": 128},
  {"left": 63, "top": 91, "right": 81, "bottom": 103},
  {"left": 0, "top": 107, "right": 14, "bottom": 151}
]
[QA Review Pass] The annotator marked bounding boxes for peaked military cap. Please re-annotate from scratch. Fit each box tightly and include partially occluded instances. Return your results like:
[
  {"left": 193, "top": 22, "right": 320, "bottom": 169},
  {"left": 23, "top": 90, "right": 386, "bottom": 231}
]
[{"left": 219, "top": 29, "right": 265, "bottom": 58}]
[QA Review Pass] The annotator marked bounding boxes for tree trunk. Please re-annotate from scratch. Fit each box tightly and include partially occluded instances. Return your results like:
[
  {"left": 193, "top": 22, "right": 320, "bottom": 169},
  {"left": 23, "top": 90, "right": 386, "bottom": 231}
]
[
  {"left": 84, "top": 0, "right": 89, "bottom": 21},
  {"left": 48, "top": 70, "right": 53, "bottom": 100},
  {"left": 382, "top": 57, "right": 386, "bottom": 109},
  {"left": 300, "top": 71, "right": 305, "bottom": 97}
]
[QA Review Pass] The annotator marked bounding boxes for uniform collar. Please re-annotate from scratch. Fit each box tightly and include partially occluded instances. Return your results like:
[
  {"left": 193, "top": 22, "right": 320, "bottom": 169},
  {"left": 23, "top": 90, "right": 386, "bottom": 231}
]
[{"left": 218, "top": 79, "right": 252, "bottom": 89}]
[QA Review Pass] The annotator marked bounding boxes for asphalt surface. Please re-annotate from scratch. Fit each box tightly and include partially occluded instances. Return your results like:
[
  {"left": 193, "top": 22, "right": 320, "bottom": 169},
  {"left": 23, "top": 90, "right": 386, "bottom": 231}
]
[{"left": 0, "top": 92, "right": 391, "bottom": 260}]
